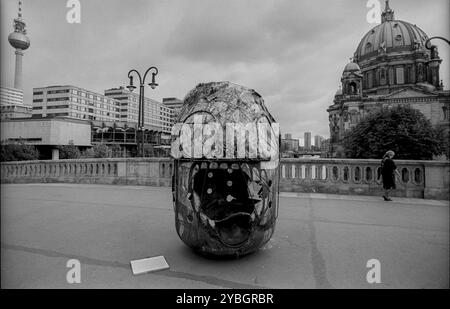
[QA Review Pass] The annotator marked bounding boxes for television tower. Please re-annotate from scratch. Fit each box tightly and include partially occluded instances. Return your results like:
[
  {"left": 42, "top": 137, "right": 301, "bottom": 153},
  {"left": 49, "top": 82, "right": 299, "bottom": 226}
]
[{"left": 8, "top": 0, "right": 30, "bottom": 90}]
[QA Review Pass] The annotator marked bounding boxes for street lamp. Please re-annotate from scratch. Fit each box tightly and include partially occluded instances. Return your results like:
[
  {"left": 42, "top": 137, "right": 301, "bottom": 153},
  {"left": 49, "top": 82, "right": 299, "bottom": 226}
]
[
  {"left": 425, "top": 36, "right": 450, "bottom": 50},
  {"left": 127, "top": 66, "right": 159, "bottom": 157}
]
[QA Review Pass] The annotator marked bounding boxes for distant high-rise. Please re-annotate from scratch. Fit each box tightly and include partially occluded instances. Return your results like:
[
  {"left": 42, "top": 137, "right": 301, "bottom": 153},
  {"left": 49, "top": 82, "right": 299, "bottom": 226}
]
[
  {"left": 304, "top": 132, "right": 311, "bottom": 149},
  {"left": 314, "top": 135, "right": 324, "bottom": 149},
  {"left": 8, "top": 0, "right": 30, "bottom": 90},
  {"left": 280, "top": 133, "right": 299, "bottom": 153}
]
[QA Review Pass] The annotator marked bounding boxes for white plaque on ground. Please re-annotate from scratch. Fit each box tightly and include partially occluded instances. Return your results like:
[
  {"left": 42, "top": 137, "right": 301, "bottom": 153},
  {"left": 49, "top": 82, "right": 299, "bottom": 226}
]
[{"left": 130, "top": 256, "right": 170, "bottom": 275}]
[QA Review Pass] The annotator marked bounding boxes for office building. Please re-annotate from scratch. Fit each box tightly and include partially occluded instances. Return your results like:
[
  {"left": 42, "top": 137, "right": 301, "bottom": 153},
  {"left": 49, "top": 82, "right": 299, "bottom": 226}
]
[
  {"left": 281, "top": 133, "right": 299, "bottom": 153},
  {"left": 304, "top": 132, "right": 312, "bottom": 150},
  {"left": 32, "top": 85, "right": 121, "bottom": 122},
  {"left": 105, "top": 86, "right": 175, "bottom": 133},
  {"left": 314, "top": 135, "right": 324, "bottom": 149}
]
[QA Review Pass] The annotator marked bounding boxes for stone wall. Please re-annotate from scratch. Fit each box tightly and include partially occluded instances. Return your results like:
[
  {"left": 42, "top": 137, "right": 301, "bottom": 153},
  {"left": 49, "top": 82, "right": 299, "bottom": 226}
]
[{"left": 1, "top": 158, "right": 449, "bottom": 200}]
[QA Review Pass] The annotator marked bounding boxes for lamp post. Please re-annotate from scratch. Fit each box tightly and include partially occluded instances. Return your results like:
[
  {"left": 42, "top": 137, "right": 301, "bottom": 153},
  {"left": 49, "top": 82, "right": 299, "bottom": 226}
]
[
  {"left": 425, "top": 36, "right": 450, "bottom": 50},
  {"left": 126, "top": 67, "right": 158, "bottom": 157}
]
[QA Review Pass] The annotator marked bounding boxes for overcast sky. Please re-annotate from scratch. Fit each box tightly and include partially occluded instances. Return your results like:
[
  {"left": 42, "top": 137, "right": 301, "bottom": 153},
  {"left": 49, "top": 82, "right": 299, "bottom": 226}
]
[{"left": 1, "top": 0, "right": 449, "bottom": 142}]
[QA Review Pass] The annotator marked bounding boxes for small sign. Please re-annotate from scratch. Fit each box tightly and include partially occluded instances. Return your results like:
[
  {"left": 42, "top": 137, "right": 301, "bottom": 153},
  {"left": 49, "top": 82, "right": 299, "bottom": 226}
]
[{"left": 130, "top": 256, "right": 170, "bottom": 275}]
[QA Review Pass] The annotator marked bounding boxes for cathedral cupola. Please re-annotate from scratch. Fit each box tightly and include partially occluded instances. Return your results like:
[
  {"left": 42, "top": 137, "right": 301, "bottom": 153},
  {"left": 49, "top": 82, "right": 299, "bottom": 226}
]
[{"left": 341, "top": 61, "right": 363, "bottom": 96}]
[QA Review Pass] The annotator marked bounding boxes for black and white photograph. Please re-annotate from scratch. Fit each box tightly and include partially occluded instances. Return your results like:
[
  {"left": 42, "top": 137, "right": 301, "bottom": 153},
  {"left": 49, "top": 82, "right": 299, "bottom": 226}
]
[{"left": 0, "top": 0, "right": 449, "bottom": 296}]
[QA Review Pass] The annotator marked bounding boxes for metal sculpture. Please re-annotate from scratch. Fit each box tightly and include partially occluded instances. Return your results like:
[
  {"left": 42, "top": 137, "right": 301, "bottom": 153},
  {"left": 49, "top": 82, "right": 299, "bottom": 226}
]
[{"left": 171, "top": 82, "right": 280, "bottom": 257}]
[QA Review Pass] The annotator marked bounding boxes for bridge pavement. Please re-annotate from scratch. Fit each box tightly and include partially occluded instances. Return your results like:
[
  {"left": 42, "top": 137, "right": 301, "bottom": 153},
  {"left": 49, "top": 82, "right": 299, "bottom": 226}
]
[{"left": 1, "top": 183, "right": 448, "bottom": 289}]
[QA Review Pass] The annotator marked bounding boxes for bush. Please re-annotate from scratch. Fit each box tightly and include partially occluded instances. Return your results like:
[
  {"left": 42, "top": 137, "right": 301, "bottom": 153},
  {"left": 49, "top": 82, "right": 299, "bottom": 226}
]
[
  {"left": 0, "top": 141, "right": 40, "bottom": 162},
  {"left": 82, "top": 143, "right": 110, "bottom": 158},
  {"left": 58, "top": 141, "right": 81, "bottom": 159}
]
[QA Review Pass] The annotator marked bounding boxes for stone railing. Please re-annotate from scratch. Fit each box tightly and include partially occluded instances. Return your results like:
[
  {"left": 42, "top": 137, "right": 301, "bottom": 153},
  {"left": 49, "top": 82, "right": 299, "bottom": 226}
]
[
  {"left": 0, "top": 158, "right": 173, "bottom": 187},
  {"left": 279, "top": 158, "right": 449, "bottom": 200},
  {"left": 1, "top": 158, "right": 449, "bottom": 200}
]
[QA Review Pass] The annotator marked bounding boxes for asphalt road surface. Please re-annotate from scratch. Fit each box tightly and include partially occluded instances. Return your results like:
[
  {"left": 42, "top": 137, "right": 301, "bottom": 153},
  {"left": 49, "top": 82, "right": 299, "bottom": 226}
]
[{"left": 1, "top": 183, "right": 448, "bottom": 288}]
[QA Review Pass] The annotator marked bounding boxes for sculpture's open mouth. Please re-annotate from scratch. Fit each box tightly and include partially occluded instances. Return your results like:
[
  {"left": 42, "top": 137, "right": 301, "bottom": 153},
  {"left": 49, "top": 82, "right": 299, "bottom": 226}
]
[
  {"left": 200, "top": 199, "right": 255, "bottom": 247},
  {"left": 191, "top": 161, "right": 262, "bottom": 247},
  {"left": 215, "top": 213, "right": 252, "bottom": 247}
]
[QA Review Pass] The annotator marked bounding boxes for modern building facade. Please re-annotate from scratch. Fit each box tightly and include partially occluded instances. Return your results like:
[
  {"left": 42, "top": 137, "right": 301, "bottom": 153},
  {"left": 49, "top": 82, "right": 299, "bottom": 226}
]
[
  {"left": 1, "top": 104, "right": 32, "bottom": 120},
  {"left": 304, "top": 132, "right": 312, "bottom": 150},
  {"left": 27, "top": 85, "right": 177, "bottom": 157},
  {"left": 1, "top": 117, "right": 91, "bottom": 159},
  {"left": 32, "top": 85, "right": 121, "bottom": 122},
  {"left": 0, "top": 86, "right": 24, "bottom": 107},
  {"left": 281, "top": 133, "right": 299, "bottom": 153},
  {"left": 314, "top": 135, "right": 324, "bottom": 150},
  {"left": 104, "top": 87, "right": 175, "bottom": 134},
  {"left": 162, "top": 97, "right": 183, "bottom": 118},
  {"left": 327, "top": 1, "right": 450, "bottom": 156},
  {"left": 0, "top": 87, "right": 31, "bottom": 120}
]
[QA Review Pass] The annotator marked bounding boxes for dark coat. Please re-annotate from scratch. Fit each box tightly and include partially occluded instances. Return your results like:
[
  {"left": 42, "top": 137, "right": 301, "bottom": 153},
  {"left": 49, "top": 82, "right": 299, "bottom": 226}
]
[{"left": 381, "top": 158, "right": 396, "bottom": 190}]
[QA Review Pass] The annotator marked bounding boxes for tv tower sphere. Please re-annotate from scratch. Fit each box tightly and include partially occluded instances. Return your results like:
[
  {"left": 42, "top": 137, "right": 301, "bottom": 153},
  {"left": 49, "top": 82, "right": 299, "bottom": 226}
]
[
  {"left": 8, "top": 30, "right": 30, "bottom": 51},
  {"left": 8, "top": 0, "right": 30, "bottom": 50}
]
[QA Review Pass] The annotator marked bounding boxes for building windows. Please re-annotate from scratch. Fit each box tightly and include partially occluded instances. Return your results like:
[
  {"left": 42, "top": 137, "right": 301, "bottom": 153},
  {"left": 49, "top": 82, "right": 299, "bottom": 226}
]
[
  {"left": 47, "top": 105, "right": 69, "bottom": 109},
  {"left": 47, "top": 97, "right": 69, "bottom": 102},
  {"left": 33, "top": 106, "right": 42, "bottom": 110},
  {"left": 389, "top": 68, "right": 394, "bottom": 85},
  {"left": 380, "top": 68, "right": 387, "bottom": 85},
  {"left": 33, "top": 91, "right": 43, "bottom": 95},
  {"left": 33, "top": 99, "right": 43, "bottom": 102},
  {"left": 48, "top": 89, "right": 70, "bottom": 94},
  {"left": 47, "top": 112, "right": 69, "bottom": 117},
  {"left": 396, "top": 67, "right": 405, "bottom": 84},
  {"left": 367, "top": 71, "right": 373, "bottom": 88}
]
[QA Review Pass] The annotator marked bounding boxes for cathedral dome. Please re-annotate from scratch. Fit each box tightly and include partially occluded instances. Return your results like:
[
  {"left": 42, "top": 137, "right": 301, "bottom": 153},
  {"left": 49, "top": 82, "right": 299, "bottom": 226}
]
[
  {"left": 354, "top": 0, "right": 429, "bottom": 62},
  {"left": 355, "top": 20, "right": 429, "bottom": 60}
]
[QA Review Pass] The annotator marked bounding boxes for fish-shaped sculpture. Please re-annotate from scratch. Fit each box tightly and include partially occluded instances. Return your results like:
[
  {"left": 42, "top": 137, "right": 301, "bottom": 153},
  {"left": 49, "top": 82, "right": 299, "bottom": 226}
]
[{"left": 171, "top": 81, "right": 280, "bottom": 257}]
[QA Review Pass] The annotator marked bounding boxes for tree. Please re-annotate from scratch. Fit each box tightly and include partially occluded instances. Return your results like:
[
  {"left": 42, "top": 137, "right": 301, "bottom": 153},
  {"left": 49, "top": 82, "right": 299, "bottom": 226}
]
[
  {"left": 0, "top": 141, "right": 40, "bottom": 162},
  {"left": 58, "top": 141, "right": 81, "bottom": 159},
  {"left": 92, "top": 143, "right": 109, "bottom": 158},
  {"left": 343, "top": 105, "right": 446, "bottom": 160},
  {"left": 81, "top": 143, "right": 110, "bottom": 158}
]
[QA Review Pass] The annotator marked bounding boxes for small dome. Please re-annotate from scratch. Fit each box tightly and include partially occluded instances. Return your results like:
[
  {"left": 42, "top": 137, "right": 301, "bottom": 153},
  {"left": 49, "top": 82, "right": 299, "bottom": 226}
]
[
  {"left": 343, "top": 62, "right": 361, "bottom": 72},
  {"left": 8, "top": 32, "right": 30, "bottom": 50}
]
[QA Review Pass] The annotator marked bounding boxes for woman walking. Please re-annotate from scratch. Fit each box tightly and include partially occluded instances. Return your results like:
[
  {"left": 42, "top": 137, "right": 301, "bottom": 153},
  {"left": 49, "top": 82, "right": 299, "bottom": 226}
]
[{"left": 380, "top": 150, "right": 400, "bottom": 201}]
